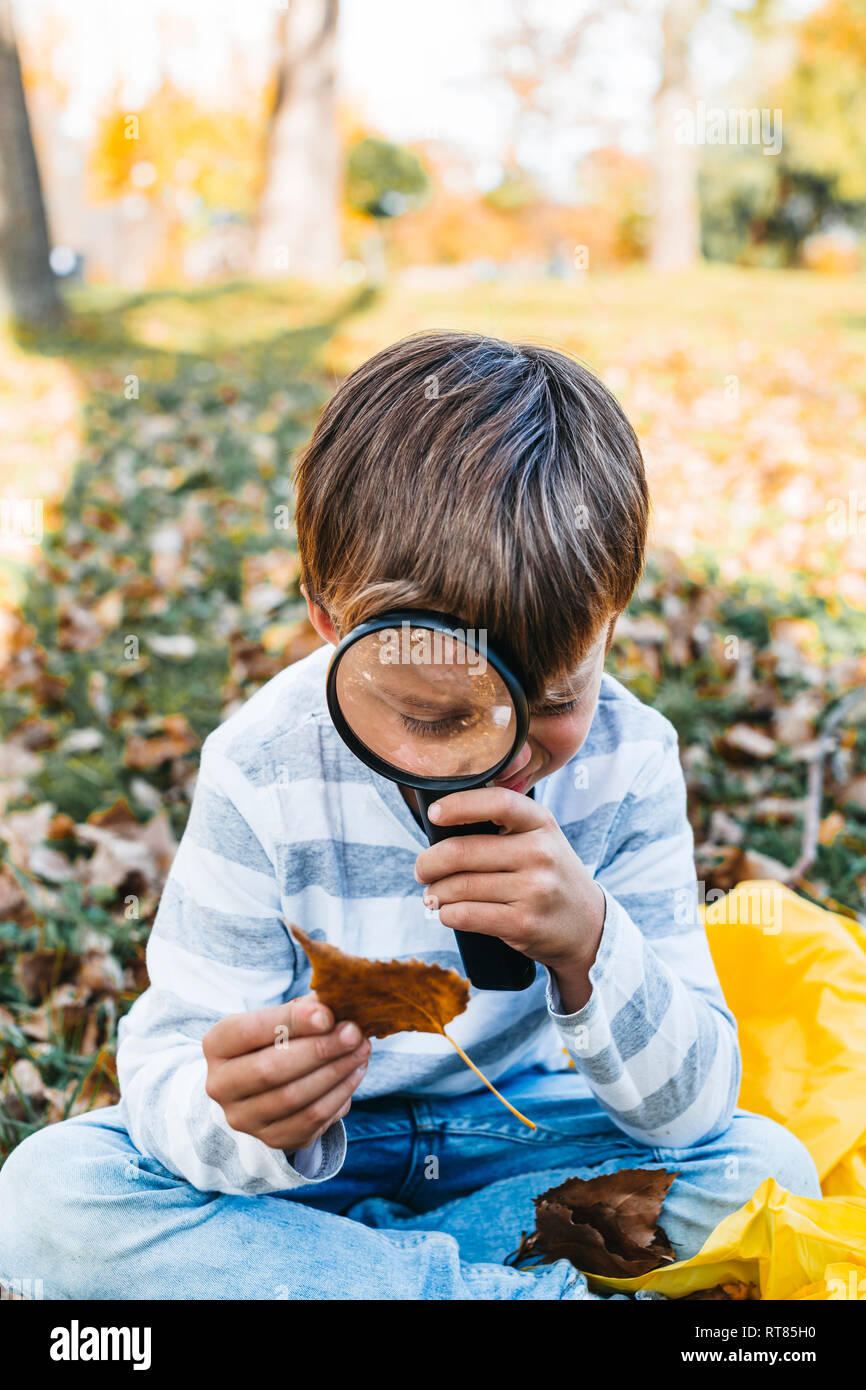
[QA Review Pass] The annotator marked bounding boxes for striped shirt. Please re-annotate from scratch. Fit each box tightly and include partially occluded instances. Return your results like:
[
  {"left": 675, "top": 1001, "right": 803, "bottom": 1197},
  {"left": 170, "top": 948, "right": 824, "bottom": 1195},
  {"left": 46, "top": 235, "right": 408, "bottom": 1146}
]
[{"left": 116, "top": 641, "right": 741, "bottom": 1195}]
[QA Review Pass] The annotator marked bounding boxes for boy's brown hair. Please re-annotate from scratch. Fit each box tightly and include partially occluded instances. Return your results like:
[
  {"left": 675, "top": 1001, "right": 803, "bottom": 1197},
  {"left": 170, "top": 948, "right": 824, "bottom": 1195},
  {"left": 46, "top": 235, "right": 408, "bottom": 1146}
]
[{"left": 294, "top": 331, "right": 649, "bottom": 704}]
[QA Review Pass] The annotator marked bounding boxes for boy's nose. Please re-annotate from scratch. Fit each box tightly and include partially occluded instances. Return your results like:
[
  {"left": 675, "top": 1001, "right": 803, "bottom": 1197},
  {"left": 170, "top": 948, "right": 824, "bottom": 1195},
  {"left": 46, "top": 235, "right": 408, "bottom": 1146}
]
[{"left": 493, "top": 742, "right": 532, "bottom": 783}]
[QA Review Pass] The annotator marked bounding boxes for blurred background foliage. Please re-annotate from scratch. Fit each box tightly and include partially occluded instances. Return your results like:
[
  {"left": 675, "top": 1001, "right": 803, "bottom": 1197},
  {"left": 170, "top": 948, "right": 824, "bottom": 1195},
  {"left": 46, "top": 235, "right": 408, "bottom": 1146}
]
[
  {"left": 4, "top": 0, "right": 866, "bottom": 289},
  {"left": 699, "top": 0, "right": 866, "bottom": 266}
]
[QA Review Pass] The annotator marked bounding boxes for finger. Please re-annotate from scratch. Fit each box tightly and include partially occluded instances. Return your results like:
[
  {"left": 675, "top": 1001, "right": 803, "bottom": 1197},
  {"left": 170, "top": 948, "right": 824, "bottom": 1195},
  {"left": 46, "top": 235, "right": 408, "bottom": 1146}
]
[
  {"left": 204, "top": 993, "right": 334, "bottom": 1062},
  {"left": 429, "top": 788, "right": 549, "bottom": 834},
  {"left": 437, "top": 900, "right": 529, "bottom": 942},
  {"left": 211, "top": 1019, "right": 366, "bottom": 1103},
  {"left": 422, "top": 871, "right": 520, "bottom": 911},
  {"left": 229, "top": 1038, "right": 371, "bottom": 1130},
  {"left": 415, "top": 826, "right": 536, "bottom": 884},
  {"left": 258, "top": 1068, "right": 368, "bottom": 1150}
]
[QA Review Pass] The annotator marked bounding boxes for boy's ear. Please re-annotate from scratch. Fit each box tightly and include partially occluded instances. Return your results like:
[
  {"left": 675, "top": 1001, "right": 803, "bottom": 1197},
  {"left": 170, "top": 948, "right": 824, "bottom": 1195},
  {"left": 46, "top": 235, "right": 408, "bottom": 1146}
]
[{"left": 302, "top": 585, "right": 340, "bottom": 647}]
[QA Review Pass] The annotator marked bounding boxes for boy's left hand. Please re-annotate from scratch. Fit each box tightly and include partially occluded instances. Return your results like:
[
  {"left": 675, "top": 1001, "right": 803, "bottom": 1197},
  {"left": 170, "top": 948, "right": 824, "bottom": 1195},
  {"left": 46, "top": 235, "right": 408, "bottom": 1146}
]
[{"left": 413, "top": 788, "right": 606, "bottom": 1009}]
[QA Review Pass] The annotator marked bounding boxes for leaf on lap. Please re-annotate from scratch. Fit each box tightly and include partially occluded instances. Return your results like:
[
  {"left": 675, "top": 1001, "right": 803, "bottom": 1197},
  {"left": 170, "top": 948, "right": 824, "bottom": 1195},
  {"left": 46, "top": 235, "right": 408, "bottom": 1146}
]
[{"left": 507, "top": 1167, "right": 680, "bottom": 1277}]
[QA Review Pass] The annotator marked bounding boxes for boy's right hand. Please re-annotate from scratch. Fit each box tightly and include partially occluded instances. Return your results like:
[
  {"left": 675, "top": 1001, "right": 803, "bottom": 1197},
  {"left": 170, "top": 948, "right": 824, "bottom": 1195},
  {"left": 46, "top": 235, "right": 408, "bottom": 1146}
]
[{"left": 203, "top": 994, "right": 371, "bottom": 1154}]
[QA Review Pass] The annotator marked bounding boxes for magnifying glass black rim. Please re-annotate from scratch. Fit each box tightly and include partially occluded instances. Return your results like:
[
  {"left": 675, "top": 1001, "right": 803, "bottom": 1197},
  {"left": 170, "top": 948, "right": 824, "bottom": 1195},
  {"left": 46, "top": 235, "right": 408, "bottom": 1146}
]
[{"left": 326, "top": 607, "right": 530, "bottom": 792}]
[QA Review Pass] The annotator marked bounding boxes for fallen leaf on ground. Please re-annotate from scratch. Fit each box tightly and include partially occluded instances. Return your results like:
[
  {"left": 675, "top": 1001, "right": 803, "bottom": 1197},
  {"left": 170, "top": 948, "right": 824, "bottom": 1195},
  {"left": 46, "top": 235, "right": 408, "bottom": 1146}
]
[
  {"left": 0, "top": 803, "right": 56, "bottom": 871},
  {"left": 0, "top": 1057, "right": 66, "bottom": 1123},
  {"left": 507, "top": 1168, "right": 679, "bottom": 1277},
  {"left": 0, "top": 865, "right": 34, "bottom": 925},
  {"left": 290, "top": 924, "right": 535, "bottom": 1130},
  {"left": 57, "top": 601, "right": 105, "bottom": 652},
  {"left": 14, "top": 948, "right": 80, "bottom": 1003},
  {"left": 123, "top": 715, "right": 198, "bottom": 769},
  {"left": 818, "top": 812, "right": 846, "bottom": 845},
  {"left": 721, "top": 724, "right": 778, "bottom": 761},
  {"left": 76, "top": 802, "right": 177, "bottom": 892}
]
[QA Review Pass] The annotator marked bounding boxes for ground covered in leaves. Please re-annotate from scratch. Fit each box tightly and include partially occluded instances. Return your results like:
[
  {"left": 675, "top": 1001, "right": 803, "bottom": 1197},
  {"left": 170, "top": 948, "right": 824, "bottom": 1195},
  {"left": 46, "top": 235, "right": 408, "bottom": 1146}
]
[{"left": 0, "top": 271, "right": 865, "bottom": 1164}]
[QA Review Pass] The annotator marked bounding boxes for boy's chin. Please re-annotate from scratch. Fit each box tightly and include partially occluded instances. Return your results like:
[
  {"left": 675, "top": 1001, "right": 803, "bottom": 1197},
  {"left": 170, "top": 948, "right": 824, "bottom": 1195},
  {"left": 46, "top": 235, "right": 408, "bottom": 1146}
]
[{"left": 494, "top": 765, "right": 544, "bottom": 794}]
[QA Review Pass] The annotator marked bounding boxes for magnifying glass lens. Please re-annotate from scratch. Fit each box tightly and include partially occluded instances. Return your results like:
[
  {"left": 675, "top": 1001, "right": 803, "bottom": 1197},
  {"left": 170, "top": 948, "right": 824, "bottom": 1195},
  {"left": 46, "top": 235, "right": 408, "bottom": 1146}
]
[
  {"left": 334, "top": 625, "right": 516, "bottom": 780},
  {"left": 327, "top": 613, "right": 536, "bottom": 990}
]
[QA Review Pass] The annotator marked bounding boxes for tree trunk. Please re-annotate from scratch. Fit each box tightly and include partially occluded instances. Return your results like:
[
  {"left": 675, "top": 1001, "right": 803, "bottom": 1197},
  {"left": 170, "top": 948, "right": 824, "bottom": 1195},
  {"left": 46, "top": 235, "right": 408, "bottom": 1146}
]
[
  {"left": 253, "top": 0, "right": 341, "bottom": 279},
  {"left": 649, "top": 0, "right": 702, "bottom": 271},
  {"left": 0, "top": 0, "right": 62, "bottom": 325}
]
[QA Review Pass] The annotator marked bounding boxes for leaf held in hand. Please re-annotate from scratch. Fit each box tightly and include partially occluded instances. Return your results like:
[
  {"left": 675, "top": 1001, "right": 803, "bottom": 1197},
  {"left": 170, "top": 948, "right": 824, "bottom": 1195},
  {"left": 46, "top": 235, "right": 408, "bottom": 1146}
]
[
  {"left": 290, "top": 924, "right": 470, "bottom": 1037},
  {"left": 289, "top": 924, "right": 535, "bottom": 1129},
  {"left": 509, "top": 1167, "right": 679, "bottom": 1277}
]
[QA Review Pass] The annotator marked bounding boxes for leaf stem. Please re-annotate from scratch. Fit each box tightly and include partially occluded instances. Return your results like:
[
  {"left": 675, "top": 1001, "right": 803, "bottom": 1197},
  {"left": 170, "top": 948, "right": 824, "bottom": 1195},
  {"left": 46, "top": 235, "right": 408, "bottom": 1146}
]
[{"left": 442, "top": 1029, "right": 536, "bottom": 1130}]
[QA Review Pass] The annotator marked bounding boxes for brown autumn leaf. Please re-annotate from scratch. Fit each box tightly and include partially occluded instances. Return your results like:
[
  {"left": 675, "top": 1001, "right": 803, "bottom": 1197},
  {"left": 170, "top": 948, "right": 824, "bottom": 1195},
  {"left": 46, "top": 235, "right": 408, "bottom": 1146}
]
[
  {"left": 817, "top": 811, "right": 846, "bottom": 846},
  {"left": 123, "top": 714, "right": 198, "bottom": 769},
  {"left": 0, "top": 1057, "right": 65, "bottom": 1122},
  {"left": 694, "top": 843, "right": 746, "bottom": 893},
  {"left": 290, "top": 924, "right": 470, "bottom": 1039},
  {"left": 86, "top": 797, "right": 140, "bottom": 832},
  {"left": 513, "top": 1168, "right": 679, "bottom": 1278},
  {"left": 229, "top": 634, "right": 284, "bottom": 685},
  {"left": 10, "top": 717, "right": 56, "bottom": 750},
  {"left": 67, "top": 1050, "right": 121, "bottom": 1116},
  {"left": 14, "top": 948, "right": 80, "bottom": 1003},
  {"left": 289, "top": 925, "right": 535, "bottom": 1129},
  {"left": 47, "top": 812, "right": 77, "bottom": 840},
  {"left": 57, "top": 601, "right": 106, "bottom": 652},
  {"left": 719, "top": 723, "right": 778, "bottom": 761},
  {"left": 0, "top": 865, "right": 34, "bottom": 926}
]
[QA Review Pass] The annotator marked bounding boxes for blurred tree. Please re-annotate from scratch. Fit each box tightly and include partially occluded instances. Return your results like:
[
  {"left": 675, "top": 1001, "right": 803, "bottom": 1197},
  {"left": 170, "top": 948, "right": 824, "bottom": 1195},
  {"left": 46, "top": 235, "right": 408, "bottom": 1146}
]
[
  {"left": 91, "top": 87, "right": 264, "bottom": 214},
  {"left": 344, "top": 136, "right": 430, "bottom": 220},
  {"left": 781, "top": 0, "right": 866, "bottom": 205},
  {"left": 344, "top": 135, "right": 430, "bottom": 281},
  {"left": 698, "top": 0, "right": 866, "bottom": 265},
  {"left": 90, "top": 81, "right": 265, "bottom": 281},
  {"left": 483, "top": 167, "right": 539, "bottom": 214},
  {"left": 698, "top": 144, "right": 784, "bottom": 265},
  {"left": 649, "top": 0, "right": 706, "bottom": 270},
  {"left": 489, "top": 0, "right": 620, "bottom": 172},
  {"left": 253, "top": 0, "right": 341, "bottom": 278},
  {"left": 489, "top": 0, "right": 697, "bottom": 269},
  {"left": 0, "top": 0, "right": 61, "bottom": 325},
  {"left": 577, "top": 147, "right": 651, "bottom": 264}
]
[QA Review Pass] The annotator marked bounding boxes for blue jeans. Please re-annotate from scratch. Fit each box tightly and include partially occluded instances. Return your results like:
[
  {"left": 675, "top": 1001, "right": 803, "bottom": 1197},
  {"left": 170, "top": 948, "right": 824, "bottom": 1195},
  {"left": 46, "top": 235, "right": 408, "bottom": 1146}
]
[{"left": 0, "top": 1067, "right": 820, "bottom": 1300}]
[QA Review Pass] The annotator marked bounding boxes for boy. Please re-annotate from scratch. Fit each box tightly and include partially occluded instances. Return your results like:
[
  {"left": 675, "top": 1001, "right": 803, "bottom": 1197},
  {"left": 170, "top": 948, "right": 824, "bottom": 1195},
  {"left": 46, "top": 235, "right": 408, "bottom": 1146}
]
[{"left": 0, "top": 332, "right": 819, "bottom": 1301}]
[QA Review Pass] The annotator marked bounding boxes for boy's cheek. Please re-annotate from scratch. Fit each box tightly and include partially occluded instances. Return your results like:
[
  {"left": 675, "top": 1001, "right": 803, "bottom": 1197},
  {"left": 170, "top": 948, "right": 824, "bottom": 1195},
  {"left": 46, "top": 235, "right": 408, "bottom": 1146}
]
[{"left": 533, "top": 706, "right": 598, "bottom": 772}]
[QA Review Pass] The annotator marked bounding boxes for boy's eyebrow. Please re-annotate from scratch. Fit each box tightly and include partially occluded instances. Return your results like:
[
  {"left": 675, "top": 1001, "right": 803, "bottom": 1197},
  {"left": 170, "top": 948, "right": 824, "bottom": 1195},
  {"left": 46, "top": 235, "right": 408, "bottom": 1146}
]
[
  {"left": 533, "top": 687, "right": 586, "bottom": 708},
  {"left": 537, "top": 631, "right": 608, "bottom": 704},
  {"left": 533, "top": 668, "right": 595, "bottom": 706}
]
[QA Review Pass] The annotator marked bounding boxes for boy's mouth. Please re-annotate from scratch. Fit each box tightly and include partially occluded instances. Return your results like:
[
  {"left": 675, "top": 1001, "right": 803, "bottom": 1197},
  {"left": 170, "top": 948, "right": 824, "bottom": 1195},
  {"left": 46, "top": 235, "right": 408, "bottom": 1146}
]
[
  {"left": 493, "top": 763, "right": 537, "bottom": 793},
  {"left": 492, "top": 743, "right": 536, "bottom": 794},
  {"left": 495, "top": 773, "right": 530, "bottom": 793}
]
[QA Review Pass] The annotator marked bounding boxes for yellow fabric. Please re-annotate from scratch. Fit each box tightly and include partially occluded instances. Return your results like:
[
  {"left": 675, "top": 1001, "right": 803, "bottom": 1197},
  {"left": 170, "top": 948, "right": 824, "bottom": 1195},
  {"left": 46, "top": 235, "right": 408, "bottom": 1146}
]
[
  {"left": 789, "top": 1264, "right": 866, "bottom": 1301},
  {"left": 702, "top": 880, "right": 866, "bottom": 1190},
  {"left": 590, "top": 879, "right": 866, "bottom": 1299},
  {"left": 590, "top": 1179, "right": 866, "bottom": 1301}
]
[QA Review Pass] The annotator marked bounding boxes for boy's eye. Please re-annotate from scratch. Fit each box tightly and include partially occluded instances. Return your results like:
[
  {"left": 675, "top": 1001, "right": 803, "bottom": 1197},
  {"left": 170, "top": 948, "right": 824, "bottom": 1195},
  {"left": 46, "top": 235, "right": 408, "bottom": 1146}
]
[
  {"left": 397, "top": 712, "right": 472, "bottom": 738},
  {"left": 530, "top": 696, "right": 582, "bottom": 718}
]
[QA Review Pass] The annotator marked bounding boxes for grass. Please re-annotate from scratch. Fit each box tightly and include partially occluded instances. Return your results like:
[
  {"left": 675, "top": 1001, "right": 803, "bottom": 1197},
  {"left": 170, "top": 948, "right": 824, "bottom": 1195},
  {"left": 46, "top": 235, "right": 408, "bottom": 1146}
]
[{"left": 324, "top": 265, "right": 866, "bottom": 606}]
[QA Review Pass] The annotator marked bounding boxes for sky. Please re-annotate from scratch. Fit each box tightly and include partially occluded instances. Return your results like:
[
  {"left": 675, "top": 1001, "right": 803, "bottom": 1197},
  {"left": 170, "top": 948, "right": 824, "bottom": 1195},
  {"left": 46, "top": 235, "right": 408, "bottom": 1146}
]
[{"left": 14, "top": 0, "right": 818, "bottom": 197}]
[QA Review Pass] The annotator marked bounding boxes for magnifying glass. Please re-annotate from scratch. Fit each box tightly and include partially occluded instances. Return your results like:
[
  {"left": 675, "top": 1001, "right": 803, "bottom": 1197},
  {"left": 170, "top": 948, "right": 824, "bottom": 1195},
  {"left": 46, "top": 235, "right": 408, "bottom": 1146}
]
[{"left": 326, "top": 609, "right": 537, "bottom": 992}]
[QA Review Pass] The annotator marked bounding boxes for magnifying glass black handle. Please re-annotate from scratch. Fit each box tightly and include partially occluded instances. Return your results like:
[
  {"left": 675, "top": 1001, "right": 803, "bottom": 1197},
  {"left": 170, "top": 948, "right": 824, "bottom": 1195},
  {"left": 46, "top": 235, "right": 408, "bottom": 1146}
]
[{"left": 415, "top": 789, "right": 537, "bottom": 992}]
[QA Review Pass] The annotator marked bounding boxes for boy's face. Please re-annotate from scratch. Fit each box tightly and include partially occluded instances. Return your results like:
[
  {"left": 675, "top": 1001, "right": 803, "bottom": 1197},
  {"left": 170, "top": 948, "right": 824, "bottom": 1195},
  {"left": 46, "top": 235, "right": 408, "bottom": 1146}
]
[
  {"left": 489, "top": 621, "right": 611, "bottom": 795},
  {"left": 304, "top": 589, "right": 614, "bottom": 793}
]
